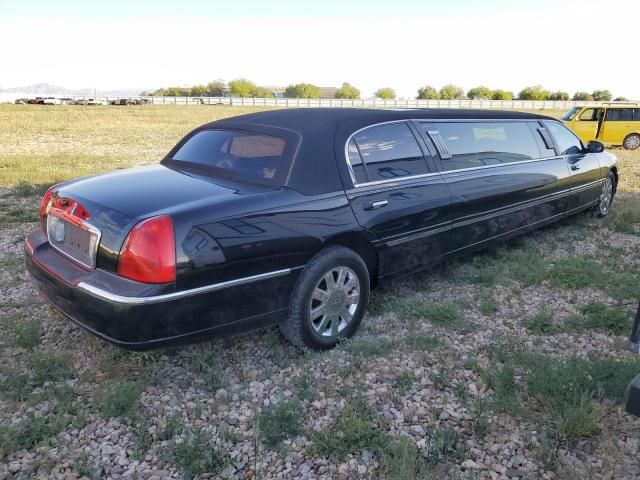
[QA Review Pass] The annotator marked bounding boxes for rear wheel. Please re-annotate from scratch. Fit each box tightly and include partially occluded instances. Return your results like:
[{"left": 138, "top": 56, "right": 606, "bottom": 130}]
[
  {"left": 623, "top": 134, "right": 640, "bottom": 150},
  {"left": 280, "top": 246, "right": 370, "bottom": 349},
  {"left": 596, "top": 171, "right": 616, "bottom": 217}
]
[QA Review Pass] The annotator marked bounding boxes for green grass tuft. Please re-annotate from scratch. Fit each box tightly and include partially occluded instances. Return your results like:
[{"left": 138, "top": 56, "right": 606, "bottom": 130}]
[{"left": 257, "top": 399, "right": 305, "bottom": 449}]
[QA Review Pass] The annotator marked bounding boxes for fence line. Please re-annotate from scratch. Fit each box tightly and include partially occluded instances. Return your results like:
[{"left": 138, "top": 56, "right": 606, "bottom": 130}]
[{"left": 1, "top": 92, "right": 619, "bottom": 110}]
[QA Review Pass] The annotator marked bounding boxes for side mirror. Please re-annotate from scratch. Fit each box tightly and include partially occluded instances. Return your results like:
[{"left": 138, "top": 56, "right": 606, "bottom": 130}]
[{"left": 586, "top": 140, "right": 605, "bottom": 153}]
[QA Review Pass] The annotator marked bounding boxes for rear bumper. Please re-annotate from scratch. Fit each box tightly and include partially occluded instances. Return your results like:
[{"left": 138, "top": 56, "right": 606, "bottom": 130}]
[{"left": 25, "top": 230, "right": 297, "bottom": 350}]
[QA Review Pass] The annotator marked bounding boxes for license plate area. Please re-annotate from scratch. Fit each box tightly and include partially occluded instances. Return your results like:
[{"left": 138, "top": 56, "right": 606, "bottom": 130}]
[{"left": 46, "top": 209, "right": 101, "bottom": 269}]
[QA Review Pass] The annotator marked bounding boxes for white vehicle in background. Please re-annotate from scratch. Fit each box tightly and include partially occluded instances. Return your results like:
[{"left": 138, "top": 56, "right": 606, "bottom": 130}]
[
  {"left": 43, "top": 97, "right": 61, "bottom": 105},
  {"left": 86, "top": 98, "right": 108, "bottom": 106}
]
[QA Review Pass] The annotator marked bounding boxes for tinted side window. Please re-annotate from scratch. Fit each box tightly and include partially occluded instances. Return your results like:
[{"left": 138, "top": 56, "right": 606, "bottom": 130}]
[
  {"left": 347, "top": 139, "right": 368, "bottom": 184},
  {"left": 606, "top": 108, "right": 634, "bottom": 121},
  {"left": 352, "top": 122, "right": 427, "bottom": 182},
  {"left": 431, "top": 122, "right": 541, "bottom": 171},
  {"left": 635, "top": 109, "right": 640, "bottom": 121},
  {"left": 544, "top": 121, "right": 583, "bottom": 155}
]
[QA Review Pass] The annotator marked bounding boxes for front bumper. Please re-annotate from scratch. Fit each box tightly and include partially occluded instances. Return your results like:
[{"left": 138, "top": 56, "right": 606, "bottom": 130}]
[{"left": 25, "top": 230, "right": 295, "bottom": 349}]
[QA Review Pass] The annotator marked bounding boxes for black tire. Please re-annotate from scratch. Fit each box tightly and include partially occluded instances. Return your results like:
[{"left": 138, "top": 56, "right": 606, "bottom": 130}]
[
  {"left": 595, "top": 171, "right": 616, "bottom": 218},
  {"left": 623, "top": 134, "right": 640, "bottom": 150},
  {"left": 280, "top": 246, "right": 370, "bottom": 349}
]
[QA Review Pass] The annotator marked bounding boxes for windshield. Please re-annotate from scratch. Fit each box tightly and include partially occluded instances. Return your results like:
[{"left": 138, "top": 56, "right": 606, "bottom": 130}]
[
  {"left": 561, "top": 106, "right": 582, "bottom": 121},
  {"left": 170, "top": 129, "right": 289, "bottom": 187}
]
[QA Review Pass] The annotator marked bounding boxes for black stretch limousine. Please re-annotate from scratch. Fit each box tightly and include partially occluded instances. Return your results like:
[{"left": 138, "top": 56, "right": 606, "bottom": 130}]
[{"left": 25, "top": 108, "right": 618, "bottom": 349}]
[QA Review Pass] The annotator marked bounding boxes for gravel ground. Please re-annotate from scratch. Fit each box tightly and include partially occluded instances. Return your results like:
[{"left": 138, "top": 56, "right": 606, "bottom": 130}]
[{"left": 1, "top": 189, "right": 639, "bottom": 480}]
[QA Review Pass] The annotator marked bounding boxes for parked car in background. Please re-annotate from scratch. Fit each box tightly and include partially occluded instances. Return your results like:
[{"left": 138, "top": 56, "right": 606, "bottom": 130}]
[
  {"left": 59, "top": 98, "right": 74, "bottom": 105},
  {"left": 14, "top": 98, "right": 29, "bottom": 104},
  {"left": 86, "top": 98, "right": 108, "bottom": 105},
  {"left": 563, "top": 103, "right": 640, "bottom": 150},
  {"left": 43, "top": 97, "right": 61, "bottom": 105},
  {"left": 25, "top": 109, "right": 618, "bottom": 350}
]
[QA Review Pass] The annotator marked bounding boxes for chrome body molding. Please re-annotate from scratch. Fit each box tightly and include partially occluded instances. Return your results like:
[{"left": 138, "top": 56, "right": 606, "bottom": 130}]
[{"left": 77, "top": 268, "right": 297, "bottom": 305}]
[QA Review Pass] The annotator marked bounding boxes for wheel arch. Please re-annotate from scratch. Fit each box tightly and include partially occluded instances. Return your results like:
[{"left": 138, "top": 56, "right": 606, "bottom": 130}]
[{"left": 322, "top": 231, "right": 380, "bottom": 289}]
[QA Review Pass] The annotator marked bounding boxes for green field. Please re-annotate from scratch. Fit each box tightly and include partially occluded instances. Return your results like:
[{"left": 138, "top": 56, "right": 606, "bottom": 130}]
[{"left": 1, "top": 104, "right": 638, "bottom": 191}]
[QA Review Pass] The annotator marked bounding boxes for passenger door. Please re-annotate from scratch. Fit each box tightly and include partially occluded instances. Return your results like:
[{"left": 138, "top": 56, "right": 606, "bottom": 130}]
[
  {"left": 544, "top": 120, "right": 602, "bottom": 210},
  {"left": 414, "top": 120, "right": 572, "bottom": 252},
  {"left": 600, "top": 108, "right": 635, "bottom": 144},
  {"left": 571, "top": 107, "right": 604, "bottom": 143},
  {"left": 344, "top": 121, "right": 452, "bottom": 276}
]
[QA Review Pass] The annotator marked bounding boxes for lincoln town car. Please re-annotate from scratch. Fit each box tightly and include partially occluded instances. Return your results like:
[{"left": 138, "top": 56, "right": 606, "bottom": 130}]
[{"left": 25, "top": 108, "right": 618, "bottom": 350}]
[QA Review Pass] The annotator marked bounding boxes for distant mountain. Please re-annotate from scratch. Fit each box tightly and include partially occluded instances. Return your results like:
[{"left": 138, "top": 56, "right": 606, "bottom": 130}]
[{"left": 2, "top": 83, "right": 151, "bottom": 97}]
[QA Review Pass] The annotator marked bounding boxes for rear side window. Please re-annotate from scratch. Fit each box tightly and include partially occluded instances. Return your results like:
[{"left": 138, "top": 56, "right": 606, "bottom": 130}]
[
  {"left": 544, "top": 121, "right": 583, "bottom": 155},
  {"left": 635, "top": 109, "right": 640, "bottom": 121},
  {"left": 171, "top": 130, "right": 287, "bottom": 186},
  {"left": 606, "top": 108, "right": 634, "bottom": 121},
  {"left": 348, "top": 122, "right": 428, "bottom": 184},
  {"left": 429, "top": 122, "right": 541, "bottom": 171},
  {"left": 578, "top": 108, "right": 603, "bottom": 121}
]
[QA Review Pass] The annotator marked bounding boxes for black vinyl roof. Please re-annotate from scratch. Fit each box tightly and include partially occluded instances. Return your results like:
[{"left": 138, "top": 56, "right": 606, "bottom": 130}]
[
  {"left": 205, "top": 107, "right": 555, "bottom": 135},
  {"left": 203, "top": 108, "right": 558, "bottom": 195}
]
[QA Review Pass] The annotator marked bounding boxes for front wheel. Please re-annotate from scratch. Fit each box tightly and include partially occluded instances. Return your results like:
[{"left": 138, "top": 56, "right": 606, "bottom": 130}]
[
  {"left": 280, "top": 246, "right": 370, "bottom": 349},
  {"left": 596, "top": 171, "right": 616, "bottom": 217},
  {"left": 623, "top": 134, "right": 640, "bottom": 150}
]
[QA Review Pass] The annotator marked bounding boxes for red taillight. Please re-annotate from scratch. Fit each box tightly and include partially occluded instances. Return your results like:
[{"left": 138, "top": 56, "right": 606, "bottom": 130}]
[
  {"left": 117, "top": 215, "right": 176, "bottom": 284},
  {"left": 39, "top": 185, "right": 57, "bottom": 231}
]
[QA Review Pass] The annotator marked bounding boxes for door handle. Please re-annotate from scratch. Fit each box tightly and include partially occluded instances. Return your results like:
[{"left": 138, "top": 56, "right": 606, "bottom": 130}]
[
  {"left": 363, "top": 200, "right": 388, "bottom": 210},
  {"left": 571, "top": 164, "right": 581, "bottom": 171}
]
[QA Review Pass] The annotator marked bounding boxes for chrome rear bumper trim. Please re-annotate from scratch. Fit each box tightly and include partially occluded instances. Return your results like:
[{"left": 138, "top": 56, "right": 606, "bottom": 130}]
[{"left": 77, "top": 268, "right": 295, "bottom": 305}]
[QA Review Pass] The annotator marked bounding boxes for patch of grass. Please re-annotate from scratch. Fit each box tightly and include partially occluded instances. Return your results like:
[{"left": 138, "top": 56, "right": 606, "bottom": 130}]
[
  {"left": 524, "top": 307, "right": 555, "bottom": 333},
  {"left": 565, "top": 302, "right": 633, "bottom": 335},
  {"left": 97, "top": 379, "right": 145, "bottom": 418},
  {"left": 293, "top": 373, "right": 315, "bottom": 402},
  {"left": 312, "top": 397, "right": 388, "bottom": 460},
  {"left": 190, "top": 349, "right": 224, "bottom": 391},
  {"left": 424, "top": 425, "right": 466, "bottom": 465},
  {"left": 29, "top": 351, "right": 74, "bottom": 385},
  {"left": 1, "top": 370, "right": 31, "bottom": 401},
  {"left": 343, "top": 336, "right": 396, "bottom": 358},
  {"left": 484, "top": 365, "right": 519, "bottom": 414},
  {"left": 396, "top": 300, "right": 466, "bottom": 329},
  {"left": 478, "top": 290, "right": 499, "bottom": 316},
  {"left": 548, "top": 257, "right": 604, "bottom": 290},
  {"left": 0, "top": 413, "right": 68, "bottom": 459},
  {"left": 13, "top": 181, "right": 53, "bottom": 198},
  {"left": 429, "top": 366, "right": 449, "bottom": 391},
  {"left": 378, "top": 437, "right": 431, "bottom": 480},
  {"left": 13, "top": 318, "right": 41, "bottom": 348},
  {"left": 170, "top": 429, "right": 226, "bottom": 478},
  {"left": 257, "top": 399, "right": 305, "bottom": 449},
  {"left": 471, "top": 400, "right": 490, "bottom": 440},
  {"left": 73, "top": 453, "right": 95, "bottom": 478},
  {"left": 404, "top": 335, "right": 442, "bottom": 350},
  {"left": 394, "top": 372, "right": 415, "bottom": 396},
  {"left": 603, "top": 197, "right": 640, "bottom": 234}
]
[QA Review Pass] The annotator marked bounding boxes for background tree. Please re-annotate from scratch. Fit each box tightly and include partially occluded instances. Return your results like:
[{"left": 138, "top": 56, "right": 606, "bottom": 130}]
[
  {"left": 374, "top": 87, "right": 396, "bottom": 100},
  {"left": 228, "top": 78, "right": 258, "bottom": 97},
  {"left": 439, "top": 84, "right": 464, "bottom": 100},
  {"left": 189, "top": 85, "right": 207, "bottom": 96},
  {"left": 491, "top": 89, "right": 514, "bottom": 100},
  {"left": 206, "top": 80, "right": 226, "bottom": 96},
  {"left": 466, "top": 86, "right": 493, "bottom": 100},
  {"left": 335, "top": 83, "right": 360, "bottom": 99},
  {"left": 518, "top": 85, "right": 550, "bottom": 100},
  {"left": 592, "top": 90, "right": 612, "bottom": 101},
  {"left": 573, "top": 91, "right": 594, "bottom": 101},
  {"left": 549, "top": 91, "right": 570, "bottom": 101},
  {"left": 614, "top": 96, "right": 629, "bottom": 101},
  {"left": 416, "top": 85, "right": 439, "bottom": 99},
  {"left": 284, "top": 83, "right": 321, "bottom": 99},
  {"left": 252, "top": 86, "right": 274, "bottom": 98}
]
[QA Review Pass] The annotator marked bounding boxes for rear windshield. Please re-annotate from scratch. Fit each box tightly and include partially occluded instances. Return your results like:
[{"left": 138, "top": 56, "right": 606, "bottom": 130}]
[{"left": 171, "top": 129, "right": 289, "bottom": 186}]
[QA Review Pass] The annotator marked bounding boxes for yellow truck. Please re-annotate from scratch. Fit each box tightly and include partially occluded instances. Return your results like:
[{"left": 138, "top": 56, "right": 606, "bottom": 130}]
[{"left": 563, "top": 103, "right": 640, "bottom": 150}]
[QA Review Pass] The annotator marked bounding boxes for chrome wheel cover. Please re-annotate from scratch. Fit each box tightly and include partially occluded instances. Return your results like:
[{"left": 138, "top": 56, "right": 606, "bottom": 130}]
[
  {"left": 625, "top": 135, "right": 640, "bottom": 150},
  {"left": 309, "top": 266, "right": 360, "bottom": 338},
  {"left": 599, "top": 177, "right": 613, "bottom": 214}
]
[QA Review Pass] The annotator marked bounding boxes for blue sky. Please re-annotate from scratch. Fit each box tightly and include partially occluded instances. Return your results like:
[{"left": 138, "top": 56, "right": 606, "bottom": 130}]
[{"left": 1, "top": 0, "right": 638, "bottom": 99}]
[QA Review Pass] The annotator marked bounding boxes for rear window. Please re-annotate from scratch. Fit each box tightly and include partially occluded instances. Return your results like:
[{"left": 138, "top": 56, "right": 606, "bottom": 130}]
[
  {"left": 171, "top": 130, "right": 288, "bottom": 186},
  {"left": 606, "top": 108, "right": 634, "bottom": 121}
]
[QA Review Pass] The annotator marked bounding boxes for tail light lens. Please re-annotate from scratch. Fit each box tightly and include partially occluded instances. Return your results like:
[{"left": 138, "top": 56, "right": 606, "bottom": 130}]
[
  {"left": 117, "top": 215, "right": 176, "bottom": 284},
  {"left": 39, "top": 185, "right": 57, "bottom": 231}
]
